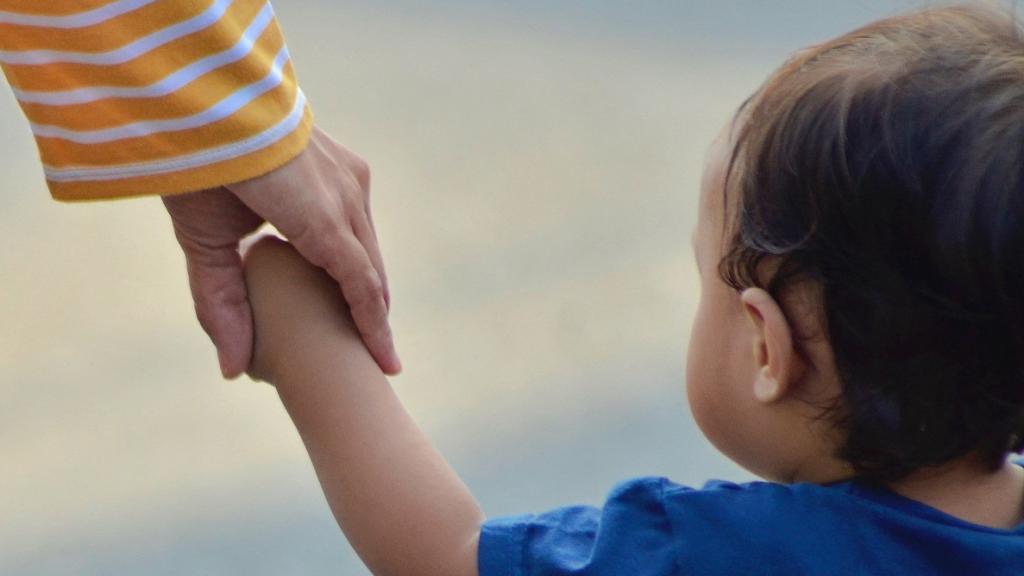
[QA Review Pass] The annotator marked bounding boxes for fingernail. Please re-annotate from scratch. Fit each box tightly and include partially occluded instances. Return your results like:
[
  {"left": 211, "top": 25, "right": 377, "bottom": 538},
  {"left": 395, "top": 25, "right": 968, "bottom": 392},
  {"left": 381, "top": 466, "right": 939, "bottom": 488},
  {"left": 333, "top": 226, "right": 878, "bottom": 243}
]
[{"left": 392, "top": 352, "right": 403, "bottom": 374}]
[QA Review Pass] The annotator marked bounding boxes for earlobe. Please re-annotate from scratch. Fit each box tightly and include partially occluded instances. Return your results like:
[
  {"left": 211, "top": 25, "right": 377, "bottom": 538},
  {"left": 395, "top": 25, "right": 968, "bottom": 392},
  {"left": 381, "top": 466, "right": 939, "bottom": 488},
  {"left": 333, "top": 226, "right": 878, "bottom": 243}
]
[
  {"left": 754, "top": 369, "right": 781, "bottom": 402},
  {"left": 740, "top": 287, "right": 804, "bottom": 404}
]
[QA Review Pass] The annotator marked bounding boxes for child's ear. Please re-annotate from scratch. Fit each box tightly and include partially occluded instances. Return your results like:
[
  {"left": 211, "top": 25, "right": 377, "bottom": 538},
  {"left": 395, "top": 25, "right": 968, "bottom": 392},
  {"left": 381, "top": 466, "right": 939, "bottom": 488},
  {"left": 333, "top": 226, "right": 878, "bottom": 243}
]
[{"left": 740, "top": 287, "right": 806, "bottom": 404}]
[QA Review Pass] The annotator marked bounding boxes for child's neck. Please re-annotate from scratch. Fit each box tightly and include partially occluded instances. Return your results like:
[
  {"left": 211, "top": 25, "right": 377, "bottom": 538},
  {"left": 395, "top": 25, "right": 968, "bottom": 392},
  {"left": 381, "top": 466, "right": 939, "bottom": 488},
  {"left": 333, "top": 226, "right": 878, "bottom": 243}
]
[{"left": 885, "top": 456, "right": 1024, "bottom": 530}]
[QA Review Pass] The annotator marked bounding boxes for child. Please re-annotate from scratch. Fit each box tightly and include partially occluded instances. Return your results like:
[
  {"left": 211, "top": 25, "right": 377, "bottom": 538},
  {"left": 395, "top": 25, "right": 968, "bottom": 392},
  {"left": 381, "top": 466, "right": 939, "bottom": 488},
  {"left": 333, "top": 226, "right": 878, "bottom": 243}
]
[{"left": 241, "top": 3, "right": 1024, "bottom": 574}]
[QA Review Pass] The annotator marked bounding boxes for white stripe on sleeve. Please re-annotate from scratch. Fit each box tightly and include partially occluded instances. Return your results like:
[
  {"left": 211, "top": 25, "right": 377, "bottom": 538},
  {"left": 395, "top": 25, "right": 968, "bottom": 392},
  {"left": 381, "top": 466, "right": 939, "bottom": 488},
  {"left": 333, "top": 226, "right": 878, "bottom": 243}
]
[
  {"left": 0, "top": 0, "right": 157, "bottom": 28},
  {"left": 30, "top": 45, "right": 291, "bottom": 144},
  {"left": 12, "top": 2, "right": 275, "bottom": 106},
  {"left": 43, "top": 88, "right": 306, "bottom": 182},
  {"left": 0, "top": 0, "right": 233, "bottom": 66}
]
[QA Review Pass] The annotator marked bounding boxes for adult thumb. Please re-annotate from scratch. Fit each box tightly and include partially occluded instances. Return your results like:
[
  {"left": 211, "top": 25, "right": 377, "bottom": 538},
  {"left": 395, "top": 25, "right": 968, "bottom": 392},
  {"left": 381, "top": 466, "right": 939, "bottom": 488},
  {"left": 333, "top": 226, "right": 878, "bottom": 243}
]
[{"left": 181, "top": 241, "right": 253, "bottom": 379}]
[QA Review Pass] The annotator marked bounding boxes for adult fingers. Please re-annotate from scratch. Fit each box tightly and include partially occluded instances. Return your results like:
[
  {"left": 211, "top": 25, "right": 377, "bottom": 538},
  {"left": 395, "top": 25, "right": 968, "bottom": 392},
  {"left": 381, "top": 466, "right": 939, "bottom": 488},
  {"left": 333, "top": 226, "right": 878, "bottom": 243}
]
[
  {"left": 228, "top": 127, "right": 400, "bottom": 374},
  {"left": 293, "top": 225, "right": 402, "bottom": 375},
  {"left": 181, "top": 241, "right": 253, "bottom": 379},
  {"left": 351, "top": 203, "right": 391, "bottom": 313},
  {"left": 335, "top": 136, "right": 390, "bottom": 311}
]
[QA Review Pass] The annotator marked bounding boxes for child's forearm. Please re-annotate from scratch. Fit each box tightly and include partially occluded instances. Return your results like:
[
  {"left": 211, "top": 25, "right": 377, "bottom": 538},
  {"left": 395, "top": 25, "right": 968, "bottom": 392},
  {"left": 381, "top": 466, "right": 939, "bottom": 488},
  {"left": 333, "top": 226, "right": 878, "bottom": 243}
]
[
  {"left": 246, "top": 241, "right": 484, "bottom": 576},
  {"left": 275, "top": 339, "right": 483, "bottom": 576}
]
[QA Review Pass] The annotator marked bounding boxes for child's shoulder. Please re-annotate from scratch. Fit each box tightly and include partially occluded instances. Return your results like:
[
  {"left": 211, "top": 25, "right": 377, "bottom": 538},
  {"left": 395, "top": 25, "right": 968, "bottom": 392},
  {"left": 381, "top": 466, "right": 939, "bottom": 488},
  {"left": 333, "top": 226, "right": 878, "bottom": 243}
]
[
  {"left": 480, "top": 468, "right": 1024, "bottom": 576},
  {"left": 663, "top": 458, "right": 1024, "bottom": 533},
  {"left": 480, "top": 476, "right": 855, "bottom": 576},
  {"left": 621, "top": 474, "right": 867, "bottom": 530}
]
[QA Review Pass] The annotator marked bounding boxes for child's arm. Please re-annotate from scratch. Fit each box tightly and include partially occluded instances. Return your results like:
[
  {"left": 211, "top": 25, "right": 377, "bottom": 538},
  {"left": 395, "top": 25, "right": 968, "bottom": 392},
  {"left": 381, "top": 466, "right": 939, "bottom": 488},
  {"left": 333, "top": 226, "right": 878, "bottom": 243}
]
[{"left": 243, "top": 236, "right": 484, "bottom": 576}]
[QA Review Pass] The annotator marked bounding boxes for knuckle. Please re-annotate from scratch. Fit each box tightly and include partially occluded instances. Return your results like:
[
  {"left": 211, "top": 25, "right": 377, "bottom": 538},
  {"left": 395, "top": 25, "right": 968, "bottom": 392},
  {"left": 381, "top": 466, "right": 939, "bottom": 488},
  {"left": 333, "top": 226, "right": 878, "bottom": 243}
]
[
  {"left": 314, "top": 211, "right": 347, "bottom": 238},
  {"left": 359, "top": 267, "right": 385, "bottom": 299},
  {"left": 302, "top": 217, "right": 347, "bottom": 266},
  {"left": 348, "top": 154, "right": 371, "bottom": 190},
  {"left": 344, "top": 267, "right": 384, "bottom": 306}
]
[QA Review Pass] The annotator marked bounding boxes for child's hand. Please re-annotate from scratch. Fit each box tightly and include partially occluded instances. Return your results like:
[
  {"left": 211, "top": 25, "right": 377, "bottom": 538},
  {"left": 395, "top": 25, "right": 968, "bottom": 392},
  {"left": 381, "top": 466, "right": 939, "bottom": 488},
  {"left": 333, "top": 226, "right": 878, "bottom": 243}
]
[{"left": 242, "top": 234, "right": 360, "bottom": 383}]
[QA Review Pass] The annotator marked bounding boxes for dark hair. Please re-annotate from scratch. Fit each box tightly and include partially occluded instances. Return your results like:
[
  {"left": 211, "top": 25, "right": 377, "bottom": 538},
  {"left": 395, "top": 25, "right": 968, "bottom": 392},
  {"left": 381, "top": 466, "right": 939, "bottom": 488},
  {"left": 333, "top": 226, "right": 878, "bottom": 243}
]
[{"left": 718, "top": 2, "right": 1024, "bottom": 483}]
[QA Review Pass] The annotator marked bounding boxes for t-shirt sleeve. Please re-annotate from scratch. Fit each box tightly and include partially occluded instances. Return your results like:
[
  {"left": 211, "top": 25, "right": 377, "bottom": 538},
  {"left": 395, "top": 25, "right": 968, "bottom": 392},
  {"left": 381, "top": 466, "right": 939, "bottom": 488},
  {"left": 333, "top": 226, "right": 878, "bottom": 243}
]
[
  {"left": 478, "top": 477, "right": 682, "bottom": 576},
  {"left": 0, "top": 0, "right": 313, "bottom": 201}
]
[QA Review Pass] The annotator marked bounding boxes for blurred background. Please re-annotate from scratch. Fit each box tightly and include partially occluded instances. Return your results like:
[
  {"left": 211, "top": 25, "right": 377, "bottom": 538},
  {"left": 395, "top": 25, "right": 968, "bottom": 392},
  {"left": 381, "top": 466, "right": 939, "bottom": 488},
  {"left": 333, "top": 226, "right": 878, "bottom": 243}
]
[{"left": 1, "top": 0, "right": 928, "bottom": 573}]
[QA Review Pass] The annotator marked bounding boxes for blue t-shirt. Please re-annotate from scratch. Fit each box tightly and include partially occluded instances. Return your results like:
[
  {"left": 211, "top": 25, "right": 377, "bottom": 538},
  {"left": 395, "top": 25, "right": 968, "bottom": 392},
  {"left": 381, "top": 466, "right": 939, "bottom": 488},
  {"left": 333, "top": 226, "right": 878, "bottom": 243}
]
[{"left": 478, "top": 458, "right": 1024, "bottom": 575}]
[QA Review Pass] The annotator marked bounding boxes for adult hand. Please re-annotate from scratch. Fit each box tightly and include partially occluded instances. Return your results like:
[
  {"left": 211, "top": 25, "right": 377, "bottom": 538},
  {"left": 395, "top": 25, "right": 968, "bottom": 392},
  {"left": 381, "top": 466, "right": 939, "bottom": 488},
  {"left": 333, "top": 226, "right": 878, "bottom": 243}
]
[{"left": 163, "top": 126, "right": 400, "bottom": 379}]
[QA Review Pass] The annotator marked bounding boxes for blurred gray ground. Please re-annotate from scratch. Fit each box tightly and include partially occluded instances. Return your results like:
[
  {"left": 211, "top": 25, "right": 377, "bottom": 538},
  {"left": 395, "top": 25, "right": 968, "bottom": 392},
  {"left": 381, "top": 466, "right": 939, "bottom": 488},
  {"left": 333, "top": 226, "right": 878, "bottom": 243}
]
[{"left": 1, "top": 1, "right": 924, "bottom": 573}]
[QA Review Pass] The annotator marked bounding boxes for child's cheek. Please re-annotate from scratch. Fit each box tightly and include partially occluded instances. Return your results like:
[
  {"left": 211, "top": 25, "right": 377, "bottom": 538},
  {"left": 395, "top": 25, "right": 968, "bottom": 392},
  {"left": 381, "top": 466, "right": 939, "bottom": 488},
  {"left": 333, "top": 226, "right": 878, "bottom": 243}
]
[
  {"left": 686, "top": 290, "right": 757, "bottom": 464},
  {"left": 685, "top": 299, "right": 724, "bottom": 439}
]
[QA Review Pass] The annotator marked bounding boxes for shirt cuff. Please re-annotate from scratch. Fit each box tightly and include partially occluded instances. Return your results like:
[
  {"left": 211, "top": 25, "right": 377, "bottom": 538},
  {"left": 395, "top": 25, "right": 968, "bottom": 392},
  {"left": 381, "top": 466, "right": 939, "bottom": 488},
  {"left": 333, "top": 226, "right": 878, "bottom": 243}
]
[{"left": 46, "top": 101, "right": 313, "bottom": 202}]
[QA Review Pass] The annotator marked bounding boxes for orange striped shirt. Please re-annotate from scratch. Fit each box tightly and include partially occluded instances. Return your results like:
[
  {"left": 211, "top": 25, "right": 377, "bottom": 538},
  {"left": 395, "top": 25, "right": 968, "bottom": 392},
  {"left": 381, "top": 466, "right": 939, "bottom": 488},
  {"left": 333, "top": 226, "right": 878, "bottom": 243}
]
[{"left": 0, "top": 0, "right": 313, "bottom": 201}]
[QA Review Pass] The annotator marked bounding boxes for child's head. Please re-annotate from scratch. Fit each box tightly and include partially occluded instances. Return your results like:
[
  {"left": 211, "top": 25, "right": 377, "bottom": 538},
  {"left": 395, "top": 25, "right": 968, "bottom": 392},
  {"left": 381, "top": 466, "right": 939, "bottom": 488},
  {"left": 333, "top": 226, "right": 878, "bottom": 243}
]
[{"left": 686, "top": 2, "right": 1024, "bottom": 486}]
